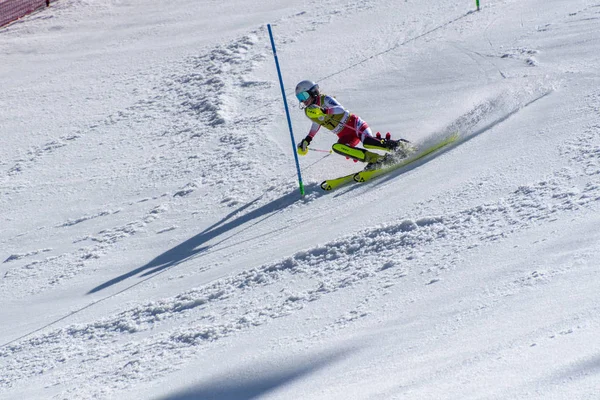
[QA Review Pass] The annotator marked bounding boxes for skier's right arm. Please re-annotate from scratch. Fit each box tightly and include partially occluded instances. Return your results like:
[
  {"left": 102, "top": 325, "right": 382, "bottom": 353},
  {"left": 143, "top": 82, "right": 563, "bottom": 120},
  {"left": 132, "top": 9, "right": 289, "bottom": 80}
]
[{"left": 297, "top": 123, "right": 320, "bottom": 155}]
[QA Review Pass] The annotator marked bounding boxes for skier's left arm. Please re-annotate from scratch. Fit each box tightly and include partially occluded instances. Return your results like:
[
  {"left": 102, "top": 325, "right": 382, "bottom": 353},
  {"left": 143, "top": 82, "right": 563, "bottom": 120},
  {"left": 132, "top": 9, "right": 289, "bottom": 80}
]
[{"left": 321, "top": 96, "right": 346, "bottom": 116}]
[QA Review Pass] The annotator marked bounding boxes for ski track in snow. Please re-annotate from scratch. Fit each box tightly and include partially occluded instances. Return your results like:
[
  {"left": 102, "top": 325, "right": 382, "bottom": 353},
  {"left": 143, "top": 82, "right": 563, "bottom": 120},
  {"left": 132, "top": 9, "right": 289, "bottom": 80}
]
[
  {"left": 2, "top": 1, "right": 600, "bottom": 398},
  {"left": 1, "top": 96, "right": 598, "bottom": 397},
  {"left": 0, "top": 0, "right": 390, "bottom": 305},
  {"left": 1, "top": 22, "right": 277, "bottom": 299},
  {"left": 0, "top": 0, "right": 470, "bottom": 304}
]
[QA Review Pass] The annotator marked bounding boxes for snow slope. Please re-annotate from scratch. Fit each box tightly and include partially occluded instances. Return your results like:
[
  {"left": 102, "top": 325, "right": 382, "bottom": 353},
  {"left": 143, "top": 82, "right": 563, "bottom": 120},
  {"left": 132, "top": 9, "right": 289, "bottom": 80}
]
[{"left": 1, "top": 0, "right": 599, "bottom": 399}]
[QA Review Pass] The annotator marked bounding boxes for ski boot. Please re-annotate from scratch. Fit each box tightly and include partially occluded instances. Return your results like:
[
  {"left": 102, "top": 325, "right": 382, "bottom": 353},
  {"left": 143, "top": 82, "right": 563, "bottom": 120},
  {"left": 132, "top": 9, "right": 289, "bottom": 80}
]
[{"left": 365, "top": 133, "right": 412, "bottom": 158}]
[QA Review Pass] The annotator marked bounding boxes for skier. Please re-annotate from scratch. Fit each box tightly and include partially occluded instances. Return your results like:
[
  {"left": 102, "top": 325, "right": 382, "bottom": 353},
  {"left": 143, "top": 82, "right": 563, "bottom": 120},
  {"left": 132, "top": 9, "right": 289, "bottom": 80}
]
[{"left": 294, "top": 80, "right": 408, "bottom": 163}]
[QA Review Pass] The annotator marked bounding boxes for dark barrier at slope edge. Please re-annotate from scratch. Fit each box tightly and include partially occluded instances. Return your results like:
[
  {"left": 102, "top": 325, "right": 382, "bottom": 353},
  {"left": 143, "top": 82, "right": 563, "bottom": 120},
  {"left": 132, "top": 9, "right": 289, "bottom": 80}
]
[{"left": 0, "top": 0, "right": 54, "bottom": 28}]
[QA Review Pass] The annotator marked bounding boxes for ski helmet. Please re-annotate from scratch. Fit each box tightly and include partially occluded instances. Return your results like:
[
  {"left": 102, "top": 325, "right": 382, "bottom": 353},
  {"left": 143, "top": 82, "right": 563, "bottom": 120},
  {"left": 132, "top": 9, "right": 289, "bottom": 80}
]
[{"left": 295, "top": 80, "right": 319, "bottom": 104}]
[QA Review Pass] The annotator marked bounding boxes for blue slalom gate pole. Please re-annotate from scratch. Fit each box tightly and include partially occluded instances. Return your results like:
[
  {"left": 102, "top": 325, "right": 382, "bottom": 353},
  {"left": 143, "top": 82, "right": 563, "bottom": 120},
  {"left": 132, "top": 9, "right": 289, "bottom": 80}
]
[{"left": 267, "top": 24, "right": 305, "bottom": 197}]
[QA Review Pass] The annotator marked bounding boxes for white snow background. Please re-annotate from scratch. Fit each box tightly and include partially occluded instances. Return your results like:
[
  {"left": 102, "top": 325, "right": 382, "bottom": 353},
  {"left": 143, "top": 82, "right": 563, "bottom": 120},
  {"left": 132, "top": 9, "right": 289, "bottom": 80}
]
[{"left": 1, "top": 0, "right": 600, "bottom": 399}]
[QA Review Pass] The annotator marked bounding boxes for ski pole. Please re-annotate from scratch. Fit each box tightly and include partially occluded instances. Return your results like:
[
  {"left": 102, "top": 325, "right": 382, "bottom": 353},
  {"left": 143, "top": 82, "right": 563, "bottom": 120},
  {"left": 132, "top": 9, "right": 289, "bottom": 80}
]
[{"left": 310, "top": 148, "right": 333, "bottom": 154}]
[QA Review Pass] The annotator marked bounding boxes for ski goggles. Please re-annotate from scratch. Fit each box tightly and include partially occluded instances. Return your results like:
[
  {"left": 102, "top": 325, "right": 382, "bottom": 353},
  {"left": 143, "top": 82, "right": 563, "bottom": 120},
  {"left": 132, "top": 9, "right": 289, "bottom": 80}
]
[{"left": 296, "top": 91, "right": 310, "bottom": 102}]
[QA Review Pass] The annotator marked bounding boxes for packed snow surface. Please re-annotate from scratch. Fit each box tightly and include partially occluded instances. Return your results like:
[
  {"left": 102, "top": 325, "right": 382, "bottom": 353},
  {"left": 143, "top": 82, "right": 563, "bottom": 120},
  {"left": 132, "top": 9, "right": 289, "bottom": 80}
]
[{"left": 1, "top": 0, "right": 600, "bottom": 399}]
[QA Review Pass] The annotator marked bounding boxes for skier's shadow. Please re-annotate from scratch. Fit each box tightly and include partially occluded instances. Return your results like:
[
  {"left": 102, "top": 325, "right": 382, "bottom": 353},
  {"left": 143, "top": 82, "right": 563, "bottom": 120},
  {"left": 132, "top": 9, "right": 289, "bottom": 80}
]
[{"left": 87, "top": 186, "right": 317, "bottom": 295}]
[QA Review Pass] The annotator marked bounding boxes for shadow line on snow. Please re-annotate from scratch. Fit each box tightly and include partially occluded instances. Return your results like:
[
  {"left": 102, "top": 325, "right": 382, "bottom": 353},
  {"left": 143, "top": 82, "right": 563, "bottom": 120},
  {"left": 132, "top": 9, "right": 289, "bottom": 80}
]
[
  {"left": 156, "top": 346, "right": 354, "bottom": 400},
  {"left": 543, "top": 354, "right": 600, "bottom": 384},
  {"left": 87, "top": 187, "right": 314, "bottom": 295}
]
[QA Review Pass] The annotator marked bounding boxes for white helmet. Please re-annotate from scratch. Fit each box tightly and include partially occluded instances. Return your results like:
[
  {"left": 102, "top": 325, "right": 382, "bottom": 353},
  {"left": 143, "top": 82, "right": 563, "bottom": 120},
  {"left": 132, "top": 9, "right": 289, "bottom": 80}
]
[{"left": 295, "top": 80, "right": 319, "bottom": 104}]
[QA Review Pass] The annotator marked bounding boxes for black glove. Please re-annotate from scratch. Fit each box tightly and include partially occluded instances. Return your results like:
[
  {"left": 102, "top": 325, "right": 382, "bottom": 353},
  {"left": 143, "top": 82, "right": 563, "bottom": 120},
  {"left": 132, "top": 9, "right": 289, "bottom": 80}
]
[{"left": 297, "top": 135, "right": 312, "bottom": 155}]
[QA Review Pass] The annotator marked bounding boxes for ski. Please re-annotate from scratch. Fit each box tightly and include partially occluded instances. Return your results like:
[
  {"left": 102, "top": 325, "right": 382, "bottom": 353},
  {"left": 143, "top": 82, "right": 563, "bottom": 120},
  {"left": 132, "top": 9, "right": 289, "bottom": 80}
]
[
  {"left": 320, "top": 143, "right": 388, "bottom": 191},
  {"left": 320, "top": 145, "right": 412, "bottom": 192},
  {"left": 353, "top": 132, "right": 460, "bottom": 183},
  {"left": 320, "top": 172, "right": 356, "bottom": 191},
  {"left": 319, "top": 134, "right": 456, "bottom": 192}
]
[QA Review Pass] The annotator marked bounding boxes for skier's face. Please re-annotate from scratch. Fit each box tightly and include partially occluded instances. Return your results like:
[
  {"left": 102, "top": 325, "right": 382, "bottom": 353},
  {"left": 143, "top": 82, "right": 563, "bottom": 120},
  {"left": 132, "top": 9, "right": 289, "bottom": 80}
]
[
  {"left": 297, "top": 90, "right": 314, "bottom": 107},
  {"left": 302, "top": 95, "right": 315, "bottom": 107}
]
